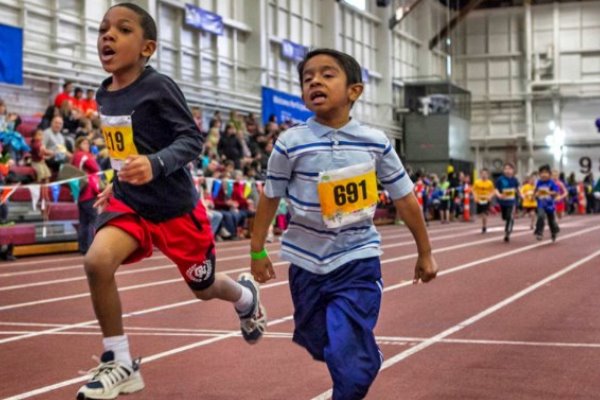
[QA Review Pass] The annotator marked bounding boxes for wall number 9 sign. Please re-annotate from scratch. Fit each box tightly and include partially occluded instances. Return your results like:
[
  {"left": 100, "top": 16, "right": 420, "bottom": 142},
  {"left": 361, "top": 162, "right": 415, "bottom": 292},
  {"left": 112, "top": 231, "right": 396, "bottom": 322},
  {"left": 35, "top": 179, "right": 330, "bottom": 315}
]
[{"left": 579, "top": 157, "right": 600, "bottom": 174}]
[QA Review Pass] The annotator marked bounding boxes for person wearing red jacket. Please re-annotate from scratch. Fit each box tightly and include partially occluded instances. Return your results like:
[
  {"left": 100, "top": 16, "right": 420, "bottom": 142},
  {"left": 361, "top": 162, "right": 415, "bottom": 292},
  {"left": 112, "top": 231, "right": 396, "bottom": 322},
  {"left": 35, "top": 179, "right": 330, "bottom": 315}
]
[{"left": 72, "top": 136, "right": 101, "bottom": 254}]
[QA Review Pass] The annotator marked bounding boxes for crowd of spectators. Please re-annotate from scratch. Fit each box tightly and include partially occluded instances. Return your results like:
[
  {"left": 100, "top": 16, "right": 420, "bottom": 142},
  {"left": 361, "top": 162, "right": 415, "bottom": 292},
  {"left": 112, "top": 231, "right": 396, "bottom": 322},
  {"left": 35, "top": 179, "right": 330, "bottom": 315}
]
[
  {"left": 0, "top": 82, "right": 296, "bottom": 248},
  {"left": 2, "top": 82, "right": 600, "bottom": 258}
]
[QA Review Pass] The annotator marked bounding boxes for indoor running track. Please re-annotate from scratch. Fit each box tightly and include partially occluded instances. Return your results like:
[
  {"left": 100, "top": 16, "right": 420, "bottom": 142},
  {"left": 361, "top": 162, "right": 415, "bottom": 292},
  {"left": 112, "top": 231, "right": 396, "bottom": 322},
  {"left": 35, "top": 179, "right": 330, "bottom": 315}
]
[{"left": 1, "top": 214, "right": 600, "bottom": 399}]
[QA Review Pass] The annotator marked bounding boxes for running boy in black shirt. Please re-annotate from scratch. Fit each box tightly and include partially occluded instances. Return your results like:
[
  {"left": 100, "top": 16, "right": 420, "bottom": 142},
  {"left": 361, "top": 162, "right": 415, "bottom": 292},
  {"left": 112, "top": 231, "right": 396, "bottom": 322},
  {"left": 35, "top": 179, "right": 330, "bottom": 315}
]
[{"left": 77, "top": 4, "right": 266, "bottom": 399}]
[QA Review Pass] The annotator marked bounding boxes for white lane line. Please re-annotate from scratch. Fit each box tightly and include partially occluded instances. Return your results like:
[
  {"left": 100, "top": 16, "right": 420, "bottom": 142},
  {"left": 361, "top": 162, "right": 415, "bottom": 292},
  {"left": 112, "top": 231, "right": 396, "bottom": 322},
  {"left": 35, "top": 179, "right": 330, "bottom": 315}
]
[
  {"left": 0, "top": 225, "right": 517, "bottom": 306},
  {"left": 2, "top": 327, "right": 600, "bottom": 351},
  {"left": 4, "top": 226, "right": 599, "bottom": 399},
  {"left": 0, "top": 219, "right": 512, "bottom": 273},
  {"left": 0, "top": 223, "right": 488, "bottom": 290},
  {"left": 0, "top": 280, "right": 289, "bottom": 345},
  {"left": 309, "top": 247, "right": 600, "bottom": 400},
  {"left": 2, "top": 314, "right": 294, "bottom": 400},
  {"left": 1, "top": 222, "right": 595, "bottom": 347},
  {"left": 0, "top": 222, "right": 591, "bottom": 313}
]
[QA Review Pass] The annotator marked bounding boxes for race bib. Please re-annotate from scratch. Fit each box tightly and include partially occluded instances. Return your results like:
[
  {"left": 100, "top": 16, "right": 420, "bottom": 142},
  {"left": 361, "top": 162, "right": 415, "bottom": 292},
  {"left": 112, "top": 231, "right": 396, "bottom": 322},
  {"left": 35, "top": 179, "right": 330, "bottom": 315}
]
[
  {"left": 99, "top": 113, "right": 138, "bottom": 171},
  {"left": 317, "top": 161, "right": 378, "bottom": 228},
  {"left": 478, "top": 200, "right": 488, "bottom": 205},
  {"left": 502, "top": 188, "right": 516, "bottom": 199},
  {"left": 537, "top": 188, "right": 551, "bottom": 198}
]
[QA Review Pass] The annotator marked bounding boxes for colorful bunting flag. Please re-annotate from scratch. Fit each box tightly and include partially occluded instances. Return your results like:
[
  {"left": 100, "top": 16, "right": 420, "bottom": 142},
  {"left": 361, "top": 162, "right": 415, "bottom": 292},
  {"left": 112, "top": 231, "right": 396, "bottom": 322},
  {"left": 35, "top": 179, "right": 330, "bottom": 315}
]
[
  {"left": 28, "top": 184, "right": 40, "bottom": 211},
  {"left": 51, "top": 184, "right": 60, "bottom": 203},
  {"left": 244, "top": 181, "right": 252, "bottom": 198},
  {"left": 205, "top": 178, "right": 214, "bottom": 198},
  {"left": 211, "top": 179, "right": 222, "bottom": 199},
  {"left": 68, "top": 179, "right": 80, "bottom": 203},
  {"left": 226, "top": 180, "right": 234, "bottom": 198}
]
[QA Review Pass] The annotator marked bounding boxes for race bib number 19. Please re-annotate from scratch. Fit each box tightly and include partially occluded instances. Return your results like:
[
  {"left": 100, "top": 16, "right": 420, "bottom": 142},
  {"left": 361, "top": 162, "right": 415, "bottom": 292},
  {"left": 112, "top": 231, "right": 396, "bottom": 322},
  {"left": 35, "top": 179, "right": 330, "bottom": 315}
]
[
  {"left": 99, "top": 113, "right": 138, "bottom": 171},
  {"left": 317, "top": 161, "right": 378, "bottom": 228}
]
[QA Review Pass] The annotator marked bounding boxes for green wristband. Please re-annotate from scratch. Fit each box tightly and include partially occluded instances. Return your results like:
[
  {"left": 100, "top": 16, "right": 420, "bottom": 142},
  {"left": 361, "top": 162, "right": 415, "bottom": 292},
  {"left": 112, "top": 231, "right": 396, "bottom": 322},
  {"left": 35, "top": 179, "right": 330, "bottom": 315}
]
[{"left": 250, "top": 248, "right": 269, "bottom": 261}]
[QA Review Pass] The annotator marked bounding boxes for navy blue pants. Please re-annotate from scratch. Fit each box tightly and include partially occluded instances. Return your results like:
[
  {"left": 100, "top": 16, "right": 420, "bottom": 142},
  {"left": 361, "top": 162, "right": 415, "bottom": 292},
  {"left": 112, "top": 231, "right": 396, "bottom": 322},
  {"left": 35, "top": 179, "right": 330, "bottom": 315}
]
[{"left": 289, "top": 257, "right": 383, "bottom": 400}]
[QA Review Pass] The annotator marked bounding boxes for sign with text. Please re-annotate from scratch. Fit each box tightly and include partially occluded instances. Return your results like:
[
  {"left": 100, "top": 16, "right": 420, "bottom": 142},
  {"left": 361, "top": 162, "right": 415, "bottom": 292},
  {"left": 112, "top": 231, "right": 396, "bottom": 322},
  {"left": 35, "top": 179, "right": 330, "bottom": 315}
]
[
  {"left": 281, "top": 39, "right": 307, "bottom": 63},
  {"left": 261, "top": 86, "right": 313, "bottom": 125},
  {"left": 184, "top": 4, "right": 224, "bottom": 36}
]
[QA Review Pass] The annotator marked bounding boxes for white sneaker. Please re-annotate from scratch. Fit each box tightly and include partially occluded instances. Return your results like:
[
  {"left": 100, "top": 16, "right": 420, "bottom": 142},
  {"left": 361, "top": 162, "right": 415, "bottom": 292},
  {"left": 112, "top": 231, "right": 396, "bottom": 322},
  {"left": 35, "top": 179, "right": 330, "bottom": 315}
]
[
  {"left": 236, "top": 273, "right": 267, "bottom": 344},
  {"left": 77, "top": 351, "right": 144, "bottom": 400}
]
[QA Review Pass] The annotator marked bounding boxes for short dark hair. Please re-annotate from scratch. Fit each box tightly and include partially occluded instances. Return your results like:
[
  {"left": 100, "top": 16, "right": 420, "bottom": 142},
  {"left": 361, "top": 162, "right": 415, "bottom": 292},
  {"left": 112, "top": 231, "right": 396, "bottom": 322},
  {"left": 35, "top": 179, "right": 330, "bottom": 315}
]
[
  {"left": 503, "top": 162, "right": 515, "bottom": 169},
  {"left": 110, "top": 2, "right": 157, "bottom": 41},
  {"left": 481, "top": 168, "right": 489, "bottom": 173},
  {"left": 63, "top": 81, "right": 73, "bottom": 90},
  {"left": 74, "top": 87, "right": 83, "bottom": 95},
  {"left": 539, "top": 164, "right": 551, "bottom": 174},
  {"left": 297, "top": 48, "right": 363, "bottom": 88}
]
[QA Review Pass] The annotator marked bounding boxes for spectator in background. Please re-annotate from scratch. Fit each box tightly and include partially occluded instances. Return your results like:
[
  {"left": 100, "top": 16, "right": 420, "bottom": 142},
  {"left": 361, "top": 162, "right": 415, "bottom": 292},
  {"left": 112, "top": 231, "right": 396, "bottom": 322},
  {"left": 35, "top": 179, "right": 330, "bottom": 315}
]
[
  {"left": 72, "top": 87, "right": 84, "bottom": 113},
  {"left": 264, "top": 120, "right": 280, "bottom": 142},
  {"left": 59, "top": 100, "right": 79, "bottom": 136},
  {"left": 72, "top": 136, "right": 101, "bottom": 254},
  {"left": 566, "top": 172, "right": 578, "bottom": 214},
  {"left": 0, "top": 112, "right": 29, "bottom": 163},
  {"left": 54, "top": 81, "right": 74, "bottom": 108},
  {"left": 203, "top": 125, "right": 220, "bottom": 160},
  {"left": 29, "top": 128, "right": 52, "bottom": 218},
  {"left": 80, "top": 89, "right": 98, "bottom": 118},
  {"left": 30, "top": 129, "right": 52, "bottom": 182},
  {"left": 39, "top": 104, "right": 61, "bottom": 130},
  {"left": 213, "top": 110, "right": 222, "bottom": 124},
  {"left": 0, "top": 99, "right": 7, "bottom": 131},
  {"left": 584, "top": 173, "right": 595, "bottom": 214},
  {"left": 218, "top": 122, "right": 244, "bottom": 169},
  {"left": 0, "top": 169, "right": 16, "bottom": 261},
  {"left": 245, "top": 112, "right": 260, "bottom": 135},
  {"left": 593, "top": 176, "right": 600, "bottom": 213},
  {"left": 191, "top": 106, "right": 205, "bottom": 134},
  {"left": 43, "top": 116, "right": 72, "bottom": 172},
  {"left": 228, "top": 110, "right": 246, "bottom": 132}
]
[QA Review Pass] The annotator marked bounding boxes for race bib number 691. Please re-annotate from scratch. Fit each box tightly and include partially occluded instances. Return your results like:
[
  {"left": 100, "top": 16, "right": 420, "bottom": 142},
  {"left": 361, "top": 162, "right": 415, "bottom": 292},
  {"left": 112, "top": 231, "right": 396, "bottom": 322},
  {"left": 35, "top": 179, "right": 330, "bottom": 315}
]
[{"left": 317, "top": 161, "right": 378, "bottom": 229}]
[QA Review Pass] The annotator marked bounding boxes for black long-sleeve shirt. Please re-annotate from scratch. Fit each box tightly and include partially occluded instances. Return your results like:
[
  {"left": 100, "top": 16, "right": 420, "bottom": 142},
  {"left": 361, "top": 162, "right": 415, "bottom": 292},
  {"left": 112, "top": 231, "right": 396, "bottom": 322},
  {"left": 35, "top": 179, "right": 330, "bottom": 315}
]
[{"left": 97, "top": 66, "right": 203, "bottom": 222}]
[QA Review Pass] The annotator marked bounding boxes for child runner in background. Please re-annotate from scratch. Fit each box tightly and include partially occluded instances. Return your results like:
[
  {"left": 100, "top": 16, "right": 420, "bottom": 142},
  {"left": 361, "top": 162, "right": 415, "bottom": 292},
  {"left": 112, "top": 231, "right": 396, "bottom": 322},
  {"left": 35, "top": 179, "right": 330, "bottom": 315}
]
[
  {"left": 249, "top": 48, "right": 438, "bottom": 400},
  {"left": 535, "top": 164, "right": 560, "bottom": 241},
  {"left": 472, "top": 168, "right": 494, "bottom": 233},
  {"left": 439, "top": 174, "right": 450, "bottom": 224},
  {"left": 520, "top": 174, "right": 538, "bottom": 230},
  {"left": 552, "top": 169, "right": 568, "bottom": 220},
  {"left": 494, "top": 162, "right": 520, "bottom": 242},
  {"left": 77, "top": 4, "right": 266, "bottom": 399}
]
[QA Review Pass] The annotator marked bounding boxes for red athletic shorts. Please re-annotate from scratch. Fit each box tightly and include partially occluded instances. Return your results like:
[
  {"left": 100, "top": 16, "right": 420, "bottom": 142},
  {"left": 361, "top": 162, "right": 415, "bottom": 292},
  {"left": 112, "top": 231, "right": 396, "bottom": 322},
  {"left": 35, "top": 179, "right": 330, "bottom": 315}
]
[
  {"left": 98, "top": 196, "right": 216, "bottom": 291},
  {"left": 555, "top": 201, "right": 565, "bottom": 213}
]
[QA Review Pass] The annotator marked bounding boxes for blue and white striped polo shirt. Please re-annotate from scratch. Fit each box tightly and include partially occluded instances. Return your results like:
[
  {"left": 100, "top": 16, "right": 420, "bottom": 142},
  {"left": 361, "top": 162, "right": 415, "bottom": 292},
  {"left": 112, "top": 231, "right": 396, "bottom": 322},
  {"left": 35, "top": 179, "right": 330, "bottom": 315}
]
[{"left": 265, "top": 117, "right": 413, "bottom": 274}]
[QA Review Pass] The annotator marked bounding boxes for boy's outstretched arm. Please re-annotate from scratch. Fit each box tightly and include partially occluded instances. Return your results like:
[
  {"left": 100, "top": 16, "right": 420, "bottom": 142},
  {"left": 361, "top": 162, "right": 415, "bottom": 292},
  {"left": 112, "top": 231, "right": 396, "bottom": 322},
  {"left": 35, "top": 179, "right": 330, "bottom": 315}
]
[
  {"left": 394, "top": 192, "right": 438, "bottom": 284},
  {"left": 250, "top": 192, "right": 281, "bottom": 283}
]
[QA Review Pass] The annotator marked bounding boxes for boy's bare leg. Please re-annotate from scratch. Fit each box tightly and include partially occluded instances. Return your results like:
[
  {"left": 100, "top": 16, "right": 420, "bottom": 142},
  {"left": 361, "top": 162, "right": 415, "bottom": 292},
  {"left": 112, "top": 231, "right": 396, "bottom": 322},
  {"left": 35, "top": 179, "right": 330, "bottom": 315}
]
[{"left": 84, "top": 226, "right": 139, "bottom": 337}]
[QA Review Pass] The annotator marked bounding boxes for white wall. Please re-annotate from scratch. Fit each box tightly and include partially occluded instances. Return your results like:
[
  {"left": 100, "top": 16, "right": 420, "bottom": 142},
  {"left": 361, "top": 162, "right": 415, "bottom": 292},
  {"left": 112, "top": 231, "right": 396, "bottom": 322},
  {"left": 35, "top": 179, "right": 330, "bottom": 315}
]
[
  {"left": 0, "top": 0, "right": 464, "bottom": 138},
  {"left": 452, "top": 1, "right": 600, "bottom": 179}
]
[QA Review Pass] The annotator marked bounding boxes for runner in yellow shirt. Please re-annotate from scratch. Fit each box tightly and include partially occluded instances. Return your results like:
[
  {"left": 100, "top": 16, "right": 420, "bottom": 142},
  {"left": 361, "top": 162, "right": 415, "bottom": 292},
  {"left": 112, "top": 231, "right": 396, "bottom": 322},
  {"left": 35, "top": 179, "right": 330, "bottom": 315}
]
[
  {"left": 473, "top": 168, "right": 495, "bottom": 233},
  {"left": 520, "top": 174, "right": 537, "bottom": 230}
]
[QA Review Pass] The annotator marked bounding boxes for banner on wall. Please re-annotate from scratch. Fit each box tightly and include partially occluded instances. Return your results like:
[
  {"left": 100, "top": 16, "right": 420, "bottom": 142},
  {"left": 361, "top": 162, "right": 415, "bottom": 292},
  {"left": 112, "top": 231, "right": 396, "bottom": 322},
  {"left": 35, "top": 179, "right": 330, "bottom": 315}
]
[
  {"left": 0, "top": 24, "right": 23, "bottom": 85},
  {"left": 261, "top": 86, "right": 313, "bottom": 125},
  {"left": 184, "top": 4, "right": 224, "bottom": 36},
  {"left": 281, "top": 39, "right": 307, "bottom": 63}
]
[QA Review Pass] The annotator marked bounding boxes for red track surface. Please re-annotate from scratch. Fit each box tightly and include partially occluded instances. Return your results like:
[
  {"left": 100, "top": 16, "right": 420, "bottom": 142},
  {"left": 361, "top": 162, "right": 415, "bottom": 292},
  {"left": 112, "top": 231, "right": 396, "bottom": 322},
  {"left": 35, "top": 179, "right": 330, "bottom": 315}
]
[{"left": 1, "top": 215, "right": 599, "bottom": 399}]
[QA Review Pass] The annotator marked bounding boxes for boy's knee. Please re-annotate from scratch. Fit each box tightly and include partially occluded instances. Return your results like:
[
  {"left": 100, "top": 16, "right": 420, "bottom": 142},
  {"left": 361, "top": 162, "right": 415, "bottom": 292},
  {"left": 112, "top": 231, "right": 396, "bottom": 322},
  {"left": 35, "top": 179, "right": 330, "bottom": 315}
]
[
  {"left": 193, "top": 285, "right": 216, "bottom": 301},
  {"left": 83, "top": 250, "right": 117, "bottom": 283}
]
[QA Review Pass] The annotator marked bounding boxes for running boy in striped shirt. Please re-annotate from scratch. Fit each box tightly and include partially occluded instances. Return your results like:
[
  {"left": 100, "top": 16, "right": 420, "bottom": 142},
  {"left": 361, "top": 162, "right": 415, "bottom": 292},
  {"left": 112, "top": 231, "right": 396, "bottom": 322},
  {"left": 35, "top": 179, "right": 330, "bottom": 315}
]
[{"left": 249, "top": 48, "right": 438, "bottom": 400}]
